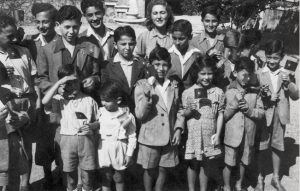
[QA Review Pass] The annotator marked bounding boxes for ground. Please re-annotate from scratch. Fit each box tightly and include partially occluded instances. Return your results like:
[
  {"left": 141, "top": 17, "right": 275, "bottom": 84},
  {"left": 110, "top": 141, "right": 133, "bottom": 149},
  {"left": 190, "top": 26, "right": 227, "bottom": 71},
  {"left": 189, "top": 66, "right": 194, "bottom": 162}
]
[{"left": 19, "top": 16, "right": 299, "bottom": 191}]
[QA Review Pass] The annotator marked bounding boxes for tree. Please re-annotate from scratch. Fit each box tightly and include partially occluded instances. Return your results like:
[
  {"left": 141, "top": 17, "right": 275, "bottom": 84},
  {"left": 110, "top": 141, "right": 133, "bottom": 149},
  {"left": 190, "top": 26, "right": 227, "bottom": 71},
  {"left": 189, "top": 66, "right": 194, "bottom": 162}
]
[{"left": 181, "top": 0, "right": 277, "bottom": 29}]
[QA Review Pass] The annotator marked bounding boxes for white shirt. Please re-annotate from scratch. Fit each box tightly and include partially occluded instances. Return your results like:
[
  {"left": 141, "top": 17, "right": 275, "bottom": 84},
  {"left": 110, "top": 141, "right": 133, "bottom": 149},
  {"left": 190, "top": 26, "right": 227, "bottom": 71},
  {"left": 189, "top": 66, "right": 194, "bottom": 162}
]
[
  {"left": 86, "top": 25, "right": 114, "bottom": 60},
  {"left": 34, "top": 33, "right": 47, "bottom": 47},
  {"left": 264, "top": 67, "right": 281, "bottom": 93},
  {"left": 98, "top": 107, "right": 137, "bottom": 156},
  {"left": 155, "top": 79, "right": 170, "bottom": 108},
  {"left": 169, "top": 45, "right": 200, "bottom": 78},
  {"left": 114, "top": 53, "right": 133, "bottom": 87}
]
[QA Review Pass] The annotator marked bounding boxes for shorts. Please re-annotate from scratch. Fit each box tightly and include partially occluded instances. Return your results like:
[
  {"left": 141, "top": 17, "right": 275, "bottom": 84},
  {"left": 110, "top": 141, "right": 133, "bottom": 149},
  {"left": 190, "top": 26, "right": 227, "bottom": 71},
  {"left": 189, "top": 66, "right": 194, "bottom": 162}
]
[
  {"left": 137, "top": 143, "right": 179, "bottom": 169},
  {"left": 0, "top": 173, "right": 8, "bottom": 186},
  {"left": 60, "top": 135, "right": 97, "bottom": 172},
  {"left": 258, "top": 107, "right": 285, "bottom": 151}
]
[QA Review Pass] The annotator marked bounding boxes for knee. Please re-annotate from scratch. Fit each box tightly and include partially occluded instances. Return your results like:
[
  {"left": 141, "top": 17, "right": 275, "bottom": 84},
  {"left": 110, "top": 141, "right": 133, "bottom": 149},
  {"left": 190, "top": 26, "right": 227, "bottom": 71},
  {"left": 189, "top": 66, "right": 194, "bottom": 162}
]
[
  {"left": 145, "top": 168, "right": 158, "bottom": 178},
  {"left": 113, "top": 171, "right": 124, "bottom": 183},
  {"left": 102, "top": 169, "right": 113, "bottom": 186}
]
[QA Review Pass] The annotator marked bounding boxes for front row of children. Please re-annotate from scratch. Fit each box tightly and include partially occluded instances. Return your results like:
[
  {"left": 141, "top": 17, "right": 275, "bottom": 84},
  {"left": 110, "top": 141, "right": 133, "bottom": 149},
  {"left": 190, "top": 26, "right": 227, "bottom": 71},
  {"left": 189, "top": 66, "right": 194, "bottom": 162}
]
[{"left": 40, "top": 36, "right": 298, "bottom": 191}]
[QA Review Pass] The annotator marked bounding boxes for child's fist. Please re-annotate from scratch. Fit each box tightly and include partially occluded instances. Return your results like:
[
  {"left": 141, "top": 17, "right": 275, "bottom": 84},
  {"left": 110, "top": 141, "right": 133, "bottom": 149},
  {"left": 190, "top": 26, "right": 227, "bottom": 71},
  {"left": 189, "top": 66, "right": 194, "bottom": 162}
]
[
  {"left": 124, "top": 155, "right": 133, "bottom": 167},
  {"left": 238, "top": 99, "right": 249, "bottom": 113},
  {"left": 270, "top": 93, "right": 279, "bottom": 102},
  {"left": 282, "top": 74, "right": 291, "bottom": 87}
]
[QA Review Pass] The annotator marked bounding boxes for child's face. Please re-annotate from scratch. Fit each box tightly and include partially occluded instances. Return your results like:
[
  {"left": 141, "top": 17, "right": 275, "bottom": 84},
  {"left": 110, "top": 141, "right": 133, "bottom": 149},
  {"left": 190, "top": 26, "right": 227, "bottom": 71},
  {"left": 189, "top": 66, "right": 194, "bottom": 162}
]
[
  {"left": 197, "top": 67, "right": 214, "bottom": 87},
  {"left": 0, "top": 25, "right": 17, "bottom": 48},
  {"left": 235, "top": 69, "right": 251, "bottom": 87},
  {"left": 57, "top": 19, "right": 81, "bottom": 44},
  {"left": 152, "top": 60, "right": 170, "bottom": 80},
  {"left": 85, "top": 6, "right": 104, "bottom": 29},
  {"left": 35, "top": 11, "right": 55, "bottom": 37},
  {"left": 101, "top": 99, "right": 119, "bottom": 112},
  {"left": 266, "top": 52, "right": 282, "bottom": 71},
  {"left": 59, "top": 75, "right": 80, "bottom": 99},
  {"left": 202, "top": 13, "right": 219, "bottom": 34},
  {"left": 172, "top": 31, "right": 191, "bottom": 53},
  {"left": 114, "top": 35, "right": 136, "bottom": 60},
  {"left": 151, "top": 5, "right": 168, "bottom": 29}
]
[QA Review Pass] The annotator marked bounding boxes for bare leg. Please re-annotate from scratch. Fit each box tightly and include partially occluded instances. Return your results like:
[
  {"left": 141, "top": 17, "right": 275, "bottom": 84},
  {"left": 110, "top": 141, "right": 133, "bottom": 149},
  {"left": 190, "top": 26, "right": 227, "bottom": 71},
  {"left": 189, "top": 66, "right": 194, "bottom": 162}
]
[
  {"left": 223, "top": 165, "right": 232, "bottom": 191},
  {"left": 65, "top": 171, "right": 78, "bottom": 191},
  {"left": 187, "top": 160, "right": 198, "bottom": 191},
  {"left": 154, "top": 167, "right": 167, "bottom": 191},
  {"left": 143, "top": 168, "right": 158, "bottom": 191},
  {"left": 199, "top": 165, "right": 208, "bottom": 191},
  {"left": 102, "top": 168, "right": 113, "bottom": 191},
  {"left": 272, "top": 148, "right": 281, "bottom": 177},
  {"left": 114, "top": 170, "right": 125, "bottom": 191},
  {"left": 235, "top": 163, "right": 246, "bottom": 189},
  {"left": 81, "top": 169, "right": 93, "bottom": 191}
]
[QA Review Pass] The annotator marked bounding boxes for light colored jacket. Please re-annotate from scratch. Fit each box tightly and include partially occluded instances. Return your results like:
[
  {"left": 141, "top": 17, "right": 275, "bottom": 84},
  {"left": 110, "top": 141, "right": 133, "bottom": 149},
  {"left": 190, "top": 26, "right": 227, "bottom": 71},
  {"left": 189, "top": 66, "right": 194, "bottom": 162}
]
[{"left": 134, "top": 79, "right": 184, "bottom": 146}]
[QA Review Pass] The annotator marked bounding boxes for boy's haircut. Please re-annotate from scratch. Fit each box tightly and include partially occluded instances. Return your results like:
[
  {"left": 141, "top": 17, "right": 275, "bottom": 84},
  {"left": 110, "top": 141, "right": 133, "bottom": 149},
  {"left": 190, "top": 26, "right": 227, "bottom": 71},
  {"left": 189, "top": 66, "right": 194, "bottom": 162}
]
[
  {"left": 80, "top": 0, "right": 105, "bottom": 14},
  {"left": 201, "top": 5, "right": 221, "bottom": 21},
  {"left": 171, "top": 19, "right": 192, "bottom": 36},
  {"left": 149, "top": 45, "right": 171, "bottom": 64},
  {"left": 113, "top": 26, "right": 136, "bottom": 43},
  {"left": 57, "top": 64, "right": 78, "bottom": 79},
  {"left": 31, "top": 3, "right": 57, "bottom": 20},
  {"left": 0, "top": 13, "right": 16, "bottom": 32},
  {"left": 234, "top": 57, "right": 255, "bottom": 73},
  {"left": 99, "top": 81, "right": 123, "bottom": 101},
  {"left": 224, "top": 29, "right": 240, "bottom": 48},
  {"left": 189, "top": 55, "right": 217, "bottom": 84},
  {"left": 264, "top": 39, "right": 284, "bottom": 56},
  {"left": 238, "top": 29, "right": 261, "bottom": 50},
  {"left": 145, "top": 0, "right": 174, "bottom": 31},
  {"left": 56, "top": 5, "right": 82, "bottom": 24}
]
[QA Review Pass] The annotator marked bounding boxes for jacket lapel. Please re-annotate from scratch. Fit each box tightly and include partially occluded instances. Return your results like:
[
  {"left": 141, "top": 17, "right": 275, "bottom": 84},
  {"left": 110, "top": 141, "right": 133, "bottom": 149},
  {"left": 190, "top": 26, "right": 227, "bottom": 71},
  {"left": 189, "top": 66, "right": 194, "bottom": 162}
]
[
  {"left": 113, "top": 62, "right": 130, "bottom": 89},
  {"left": 182, "top": 54, "right": 197, "bottom": 77},
  {"left": 154, "top": 84, "right": 167, "bottom": 112},
  {"left": 76, "top": 48, "right": 88, "bottom": 71},
  {"left": 263, "top": 70, "right": 275, "bottom": 94},
  {"left": 130, "top": 61, "right": 139, "bottom": 87},
  {"left": 52, "top": 51, "right": 63, "bottom": 77},
  {"left": 166, "top": 85, "right": 175, "bottom": 112}
]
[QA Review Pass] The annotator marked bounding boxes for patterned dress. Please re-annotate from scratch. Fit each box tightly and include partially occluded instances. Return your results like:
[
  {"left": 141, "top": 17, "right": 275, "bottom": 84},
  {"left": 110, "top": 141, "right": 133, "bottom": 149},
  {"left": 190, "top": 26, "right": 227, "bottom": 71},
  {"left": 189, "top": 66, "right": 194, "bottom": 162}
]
[{"left": 182, "top": 84, "right": 225, "bottom": 160}]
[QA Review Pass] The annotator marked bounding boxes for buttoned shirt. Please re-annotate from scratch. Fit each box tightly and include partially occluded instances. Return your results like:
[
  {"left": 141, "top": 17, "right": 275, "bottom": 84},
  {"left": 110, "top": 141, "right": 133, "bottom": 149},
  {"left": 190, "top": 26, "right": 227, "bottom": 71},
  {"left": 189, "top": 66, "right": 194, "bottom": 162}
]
[
  {"left": 135, "top": 29, "right": 173, "bottom": 58},
  {"left": 169, "top": 45, "right": 200, "bottom": 78},
  {"left": 54, "top": 37, "right": 79, "bottom": 66},
  {"left": 263, "top": 67, "right": 281, "bottom": 93},
  {"left": 155, "top": 79, "right": 170, "bottom": 108},
  {"left": 86, "top": 25, "right": 114, "bottom": 60},
  {"left": 114, "top": 53, "right": 133, "bottom": 87},
  {"left": 0, "top": 46, "right": 37, "bottom": 93}
]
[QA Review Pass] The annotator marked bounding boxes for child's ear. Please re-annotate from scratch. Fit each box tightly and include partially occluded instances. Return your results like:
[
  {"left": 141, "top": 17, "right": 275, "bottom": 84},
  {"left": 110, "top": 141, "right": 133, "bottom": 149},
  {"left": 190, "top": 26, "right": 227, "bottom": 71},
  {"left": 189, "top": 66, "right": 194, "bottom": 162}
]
[
  {"left": 116, "top": 97, "right": 122, "bottom": 104},
  {"left": 113, "top": 41, "right": 117, "bottom": 50},
  {"left": 188, "top": 34, "right": 193, "bottom": 40},
  {"left": 55, "top": 22, "right": 61, "bottom": 35},
  {"left": 232, "top": 70, "right": 238, "bottom": 78}
]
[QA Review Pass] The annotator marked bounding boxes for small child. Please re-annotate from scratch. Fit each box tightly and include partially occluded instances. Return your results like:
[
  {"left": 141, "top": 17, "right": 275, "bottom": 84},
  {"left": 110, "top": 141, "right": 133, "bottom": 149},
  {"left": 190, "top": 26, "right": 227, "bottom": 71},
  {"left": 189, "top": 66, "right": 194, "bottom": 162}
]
[
  {"left": 181, "top": 56, "right": 224, "bottom": 191},
  {"left": 42, "top": 64, "right": 99, "bottom": 191},
  {"left": 222, "top": 57, "right": 264, "bottom": 191},
  {"left": 255, "top": 40, "right": 299, "bottom": 191},
  {"left": 134, "top": 46, "right": 184, "bottom": 191},
  {"left": 97, "top": 81, "right": 137, "bottom": 191},
  {"left": 168, "top": 19, "right": 201, "bottom": 90},
  {"left": 101, "top": 26, "right": 145, "bottom": 112}
]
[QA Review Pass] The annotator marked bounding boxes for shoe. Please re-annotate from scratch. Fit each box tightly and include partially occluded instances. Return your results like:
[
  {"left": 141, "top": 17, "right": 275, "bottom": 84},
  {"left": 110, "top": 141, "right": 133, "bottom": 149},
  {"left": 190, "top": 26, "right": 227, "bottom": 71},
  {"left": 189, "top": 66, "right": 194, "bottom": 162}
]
[
  {"left": 271, "top": 177, "right": 286, "bottom": 191},
  {"left": 254, "top": 181, "right": 264, "bottom": 191}
]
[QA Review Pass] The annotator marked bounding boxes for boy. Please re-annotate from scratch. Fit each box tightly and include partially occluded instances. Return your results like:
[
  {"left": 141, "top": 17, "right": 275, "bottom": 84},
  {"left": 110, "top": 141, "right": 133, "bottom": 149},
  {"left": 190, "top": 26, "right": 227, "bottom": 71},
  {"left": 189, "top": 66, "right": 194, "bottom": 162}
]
[
  {"left": 0, "top": 13, "right": 40, "bottom": 191},
  {"left": 101, "top": 26, "right": 145, "bottom": 112},
  {"left": 255, "top": 40, "right": 299, "bottom": 191},
  {"left": 80, "top": 0, "right": 115, "bottom": 61},
  {"left": 168, "top": 19, "right": 200, "bottom": 90},
  {"left": 22, "top": 3, "right": 58, "bottom": 61},
  {"left": 223, "top": 57, "right": 265, "bottom": 191},
  {"left": 42, "top": 64, "right": 99, "bottom": 191}
]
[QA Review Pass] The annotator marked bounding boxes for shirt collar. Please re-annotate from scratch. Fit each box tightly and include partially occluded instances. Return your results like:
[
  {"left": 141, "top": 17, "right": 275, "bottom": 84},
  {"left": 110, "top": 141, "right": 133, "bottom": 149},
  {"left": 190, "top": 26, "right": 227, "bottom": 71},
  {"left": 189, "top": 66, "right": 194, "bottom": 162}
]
[
  {"left": 86, "top": 25, "right": 113, "bottom": 44},
  {"left": 262, "top": 66, "right": 282, "bottom": 75},
  {"left": 34, "top": 34, "right": 47, "bottom": 46},
  {"left": 150, "top": 28, "right": 170, "bottom": 39},
  {"left": 168, "top": 45, "right": 200, "bottom": 64},
  {"left": 199, "top": 31, "right": 224, "bottom": 42},
  {"left": 113, "top": 53, "right": 133, "bottom": 66},
  {"left": 54, "top": 37, "right": 66, "bottom": 53},
  {"left": 155, "top": 79, "right": 170, "bottom": 89}
]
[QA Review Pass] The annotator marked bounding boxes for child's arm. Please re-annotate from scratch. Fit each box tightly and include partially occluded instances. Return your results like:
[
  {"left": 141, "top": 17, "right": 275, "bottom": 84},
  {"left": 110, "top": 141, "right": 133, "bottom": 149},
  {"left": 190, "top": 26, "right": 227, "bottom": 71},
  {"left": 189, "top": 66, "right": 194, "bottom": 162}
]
[
  {"left": 212, "top": 91, "right": 225, "bottom": 145},
  {"left": 134, "top": 80, "right": 152, "bottom": 121},
  {"left": 282, "top": 74, "right": 299, "bottom": 100},
  {"left": 42, "top": 76, "right": 77, "bottom": 105},
  {"left": 224, "top": 91, "right": 240, "bottom": 122},
  {"left": 125, "top": 114, "right": 137, "bottom": 167},
  {"left": 242, "top": 95, "right": 265, "bottom": 120}
]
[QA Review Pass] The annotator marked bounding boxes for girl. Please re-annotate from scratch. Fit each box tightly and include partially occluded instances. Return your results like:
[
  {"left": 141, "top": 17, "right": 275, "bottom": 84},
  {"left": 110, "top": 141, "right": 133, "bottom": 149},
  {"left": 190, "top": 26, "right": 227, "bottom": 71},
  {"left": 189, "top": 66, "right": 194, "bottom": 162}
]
[
  {"left": 134, "top": 0, "right": 174, "bottom": 59},
  {"left": 255, "top": 40, "right": 299, "bottom": 191},
  {"left": 190, "top": 5, "right": 224, "bottom": 60},
  {"left": 134, "top": 46, "right": 184, "bottom": 191},
  {"left": 97, "top": 81, "right": 137, "bottom": 191},
  {"left": 182, "top": 56, "right": 225, "bottom": 191}
]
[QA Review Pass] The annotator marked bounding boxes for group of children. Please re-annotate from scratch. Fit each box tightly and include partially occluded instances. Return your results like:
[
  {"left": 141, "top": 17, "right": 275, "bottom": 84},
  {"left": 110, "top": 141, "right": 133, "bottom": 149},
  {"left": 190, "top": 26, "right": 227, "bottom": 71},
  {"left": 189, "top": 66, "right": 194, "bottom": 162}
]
[{"left": 0, "top": 0, "right": 298, "bottom": 191}]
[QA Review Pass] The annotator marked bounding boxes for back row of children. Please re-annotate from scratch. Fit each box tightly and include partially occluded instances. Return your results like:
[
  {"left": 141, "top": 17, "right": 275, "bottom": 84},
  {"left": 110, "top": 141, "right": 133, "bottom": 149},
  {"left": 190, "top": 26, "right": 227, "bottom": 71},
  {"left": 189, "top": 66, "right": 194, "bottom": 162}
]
[{"left": 0, "top": 0, "right": 298, "bottom": 191}]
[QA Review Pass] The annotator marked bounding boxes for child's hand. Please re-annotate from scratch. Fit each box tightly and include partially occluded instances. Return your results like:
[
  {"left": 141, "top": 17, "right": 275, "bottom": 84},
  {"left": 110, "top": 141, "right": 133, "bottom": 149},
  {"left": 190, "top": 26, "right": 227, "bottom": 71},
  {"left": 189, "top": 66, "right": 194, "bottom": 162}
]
[
  {"left": 171, "top": 128, "right": 182, "bottom": 146},
  {"left": 124, "top": 155, "right": 133, "bottom": 167},
  {"left": 282, "top": 73, "right": 291, "bottom": 87},
  {"left": 58, "top": 75, "right": 78, "bottom": 85},
  {"left": 261, "top": 85, "right": 270, "bottom": 96},
  {"left": 144, "top": 90, "right": 151, "bottom": 102},
  {"left": 235, "top": 91, "right": 245, "bottom": 102},
  {"left": 211, "top": 134, "right": 220, "bottom": 146},
  {"left": 5, "top": 66, "right": 14, "bottom": 78},
  {"left": 238, "top": 99, "right": 249, "bottom": 113},
  {"left": 82, "top": 76, "right": 96, "bottom": 89},
  {"left": 78, "top": 124, "right": 92, "bottom": 135},
  {"left": 0, "top": 107, "right": 8, "bottom": 121},
  {"left": 270, "top": 93, "right": 279, "bottom": 102}
]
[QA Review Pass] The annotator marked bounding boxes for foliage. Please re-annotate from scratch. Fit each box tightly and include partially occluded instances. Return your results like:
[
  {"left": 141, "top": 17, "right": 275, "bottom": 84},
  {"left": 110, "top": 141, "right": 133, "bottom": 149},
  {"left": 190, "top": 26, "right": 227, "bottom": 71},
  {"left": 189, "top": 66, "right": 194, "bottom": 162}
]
[{"left": 181, "top": 0, "right": 277, "bottom": 28}]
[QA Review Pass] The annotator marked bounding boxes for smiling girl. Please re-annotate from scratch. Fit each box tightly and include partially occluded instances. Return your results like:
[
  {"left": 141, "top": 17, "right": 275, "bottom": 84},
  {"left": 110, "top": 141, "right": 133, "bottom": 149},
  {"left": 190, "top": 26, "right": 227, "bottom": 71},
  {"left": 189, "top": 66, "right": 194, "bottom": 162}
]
[{"left": 134, "top": 0, "right": 174, "bottom": 59}]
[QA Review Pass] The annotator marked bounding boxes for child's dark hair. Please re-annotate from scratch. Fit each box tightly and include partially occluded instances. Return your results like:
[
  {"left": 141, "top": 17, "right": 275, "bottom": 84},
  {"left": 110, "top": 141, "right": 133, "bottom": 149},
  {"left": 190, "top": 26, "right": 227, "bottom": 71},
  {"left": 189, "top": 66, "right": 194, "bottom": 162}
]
[
  {"left": 56, "top": 5, "right": 82, "bottom": 24},
  {"left": 57, "top": 64, "right": 79, "bottom": 79},
  {"left": 224, "top": 29, "right": 240, "bottom": 48},
  {"left": 201, "top": 5, "right": 221, "bottom": 21},
  {"left": 0, "top": 13, "right": 16, "bottom": 32},
  {"left": 80, "top": 0, "right": 105, "bottom": 14},
  {"left": 99, "top": 81, "right": 123, "bottom": 102},
  {"left": 149, "top": 45, "right": 171, "bottom": 65},
  {"left": 234, "top": 57, "right": 255, "bottom": 73},
  {"left": 264, "top": 39, "right": 284, "bottom": 57},
  {"left": 189, "top": 56, "right": 217, "bottom": 84},
  {"left": 114, "top": 26, "right": 136, "bottom": 43},
  {"left": 171, "top": 19, "right": 192, "bottom": 37},
  {"left": 31, "top": 3, "right": 57, "bottom": 20},
  {"left": 145, "top": 0, "right": 174, "bottom": 31},
  {"left": 238, "top": 29, "right": 261, "bottom": 50}
]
